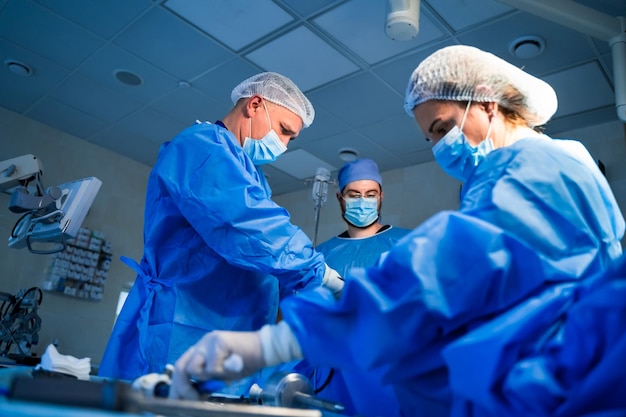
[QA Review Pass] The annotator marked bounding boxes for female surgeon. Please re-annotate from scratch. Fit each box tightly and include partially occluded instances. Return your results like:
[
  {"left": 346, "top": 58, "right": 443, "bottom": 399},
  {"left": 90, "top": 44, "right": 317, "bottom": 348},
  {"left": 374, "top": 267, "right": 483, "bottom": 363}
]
[{"left": 168, "top": 46, "right": 626, "bottom": 416}]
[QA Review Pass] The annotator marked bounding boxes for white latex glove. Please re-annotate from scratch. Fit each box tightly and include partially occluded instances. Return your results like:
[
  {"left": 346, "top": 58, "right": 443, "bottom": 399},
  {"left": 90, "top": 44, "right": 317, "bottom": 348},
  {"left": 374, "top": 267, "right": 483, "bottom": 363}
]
[
  {"left": 169, "top": 330, "right": 265, "bottom": 400},
  {"left": 322, "top": 263, "right": 344, "bottom": 298}
]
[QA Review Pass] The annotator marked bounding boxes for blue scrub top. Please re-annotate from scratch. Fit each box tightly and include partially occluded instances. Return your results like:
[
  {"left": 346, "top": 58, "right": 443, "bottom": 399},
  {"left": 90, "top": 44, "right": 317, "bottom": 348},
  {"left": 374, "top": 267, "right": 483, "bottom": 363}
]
[
  {"left": 302, "top": 226, "right": 412, "bottom": 416},
  {"left": 281, "top": 136, "right": 625, "bottom": 417},
  {"left": 98, "top": 122, "right": 326, "bottom": 381}
]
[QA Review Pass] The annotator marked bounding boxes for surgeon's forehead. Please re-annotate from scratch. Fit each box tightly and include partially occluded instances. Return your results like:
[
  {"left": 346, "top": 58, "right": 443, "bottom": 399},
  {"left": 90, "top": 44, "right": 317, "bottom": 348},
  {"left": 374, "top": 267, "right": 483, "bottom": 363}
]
[{"left": 344, "top": 180, "right": 381, "bottom": 193}]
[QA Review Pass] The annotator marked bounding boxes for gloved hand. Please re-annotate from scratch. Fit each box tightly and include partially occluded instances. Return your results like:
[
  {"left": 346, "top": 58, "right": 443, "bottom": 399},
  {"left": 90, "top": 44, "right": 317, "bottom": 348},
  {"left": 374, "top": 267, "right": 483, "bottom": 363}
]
[
  {"left": 169, "top": 330, "right": 265, "bottom": 400},
  {"left": 322, "top": 263, "right": 344, "bottom": 299}
]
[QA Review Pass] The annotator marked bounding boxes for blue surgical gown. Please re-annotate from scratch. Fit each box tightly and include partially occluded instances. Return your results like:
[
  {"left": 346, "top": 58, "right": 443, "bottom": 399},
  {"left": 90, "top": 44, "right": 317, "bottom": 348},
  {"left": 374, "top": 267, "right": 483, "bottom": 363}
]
[
  {"left": 280, "top": 136, "right": 624, "bottom": 417},
  {"left": 98, "top": 122, "right": 326, "bottom": 381},
  {"left": 307, "top": 226, "right": 412, "bottom": 416}
]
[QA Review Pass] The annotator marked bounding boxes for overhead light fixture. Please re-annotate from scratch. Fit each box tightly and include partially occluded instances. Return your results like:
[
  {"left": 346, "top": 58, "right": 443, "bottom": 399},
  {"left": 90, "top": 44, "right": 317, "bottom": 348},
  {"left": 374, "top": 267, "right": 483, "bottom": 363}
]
[
  {"left": 4, "top": 59, "right": 33, "bottom": 77},
  {"left": 338, "top": 148, "right": 359, "bottom": 162},
  {"left": 385, "top": 0, "right": 420, "bottom": 41},
  {"left": 509, "top": 35, "right": 545, "bottom": 59},
  {"left": 114, "top": 69, "right": 143, "bottom": 86}
]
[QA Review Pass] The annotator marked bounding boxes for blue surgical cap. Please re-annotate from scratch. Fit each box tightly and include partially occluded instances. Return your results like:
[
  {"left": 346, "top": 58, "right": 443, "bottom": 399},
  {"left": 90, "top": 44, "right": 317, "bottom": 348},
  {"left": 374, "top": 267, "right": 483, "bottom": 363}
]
[{"left": 338, "top": 159, "right": 382, "bottom": 191}]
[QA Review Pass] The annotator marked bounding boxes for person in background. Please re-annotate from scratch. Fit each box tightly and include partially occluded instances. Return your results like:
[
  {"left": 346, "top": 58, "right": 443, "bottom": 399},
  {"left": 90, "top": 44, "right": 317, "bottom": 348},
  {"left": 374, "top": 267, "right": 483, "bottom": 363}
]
[
  {"left": 98, "top": 72, "right": 343, "bottom": 382},
  {"left": 169, "top": 46, "right": 626, "bottom": 417},
  {"left": 291, "top": 158, "right": 411, "bottom": 416},
  {"left": 319, "top": 158, "right": 411, "bottom": 274}
]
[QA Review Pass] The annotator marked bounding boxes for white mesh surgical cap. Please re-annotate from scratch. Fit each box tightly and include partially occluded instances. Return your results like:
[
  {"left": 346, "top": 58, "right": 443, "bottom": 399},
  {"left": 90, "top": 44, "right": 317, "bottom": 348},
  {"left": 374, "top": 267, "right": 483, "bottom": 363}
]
[
  {"left": 231, "top": 72, "right": 315, "bottom": 128},
  {"left": 404, "top": 45, "right": 558, "bottom": 127}
]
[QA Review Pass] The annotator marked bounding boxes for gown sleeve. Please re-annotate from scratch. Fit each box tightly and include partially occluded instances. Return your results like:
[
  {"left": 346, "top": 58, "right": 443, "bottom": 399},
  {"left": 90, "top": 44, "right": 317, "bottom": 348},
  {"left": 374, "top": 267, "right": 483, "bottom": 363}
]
[{"left": 155, "top": 123, "right": 325, "bottom": 295}]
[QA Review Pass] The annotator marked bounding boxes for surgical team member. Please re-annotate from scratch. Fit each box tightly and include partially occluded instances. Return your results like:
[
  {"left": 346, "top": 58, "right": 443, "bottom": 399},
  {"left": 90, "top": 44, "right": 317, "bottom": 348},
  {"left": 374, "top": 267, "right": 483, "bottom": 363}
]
[
  {"left": 98, "top": 72, "right": 343, "bottom": 381},
  {"left": 169, "top": 46, "right": 625, "bottom": 416},
  {"left": 292, "top": 158, "right": 411, "bottom": 416},
  {"left": 318, "top": 158, "right": 411, "bottom": 274}
]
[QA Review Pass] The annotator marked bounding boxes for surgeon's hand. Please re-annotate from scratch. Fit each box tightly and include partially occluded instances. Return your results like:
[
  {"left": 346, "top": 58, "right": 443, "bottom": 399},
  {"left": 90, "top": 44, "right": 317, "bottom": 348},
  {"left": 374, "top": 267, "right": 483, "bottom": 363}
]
[
  {"left": 169, "top": 330, "right": 265, "bottom": 400},
  {"left": 322, "top": 264, "right": 344, "bottom": 299}
]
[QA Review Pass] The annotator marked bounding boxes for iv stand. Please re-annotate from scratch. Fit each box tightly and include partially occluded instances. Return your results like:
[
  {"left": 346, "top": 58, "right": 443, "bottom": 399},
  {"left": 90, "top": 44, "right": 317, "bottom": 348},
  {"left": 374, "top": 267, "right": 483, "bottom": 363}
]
[{"left": 308, "top": 168, "right": 335, "bottom": 247}]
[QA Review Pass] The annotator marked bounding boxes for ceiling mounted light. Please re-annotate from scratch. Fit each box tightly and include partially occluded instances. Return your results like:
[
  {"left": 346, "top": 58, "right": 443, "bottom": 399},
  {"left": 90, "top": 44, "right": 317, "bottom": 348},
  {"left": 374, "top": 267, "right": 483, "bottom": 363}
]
[
  {"left": 338, "top": 148, "right": 359, "bottom": 162},
  {"left": 114, "top": 69, "right": 143, "bottom": 86},
  {"left": 509, "top": 35, "right": 545, "bottom": 59},
  {"left": 385, "top": 0, "right": 420, "bottom": 41},
  {"left": 4, "top": 59, "right": 33, "bottom": 77}
]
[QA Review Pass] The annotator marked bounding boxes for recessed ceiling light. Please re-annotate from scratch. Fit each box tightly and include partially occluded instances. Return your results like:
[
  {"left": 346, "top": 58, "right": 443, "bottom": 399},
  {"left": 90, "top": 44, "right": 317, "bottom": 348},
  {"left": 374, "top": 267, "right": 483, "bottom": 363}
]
[
  {"left": 509, "top": 35, "right": 545, "bottom": 59},
  {"left": 4, "top": 59, "right": 33, "bottom": 77},
  {"left": 114, "top": 69, "right": 143, "bottom": 86},
  {"left": 338, "top": 148, "right": 359, "bottom": 162}
]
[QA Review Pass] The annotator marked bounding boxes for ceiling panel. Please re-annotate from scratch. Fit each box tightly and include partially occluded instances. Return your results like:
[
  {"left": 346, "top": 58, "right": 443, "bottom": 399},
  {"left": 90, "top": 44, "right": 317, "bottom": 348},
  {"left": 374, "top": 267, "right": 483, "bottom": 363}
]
[
  {"left": 544, "top": 62, "right": 616, "bottom": 118},
  {"left": 32, "top": 0, "right": 154, "bottom": 40},
  {"left": 427, "top": 0, "right": 513, "bottom": 31},
  {"left": 51, "top": 73, "right": 144, "bottom": 123},
  {"left": 165, "top": 0, "right": 294, "bottom": 51},
  {"left": 77, "top": 44, "right": 179, "bottom": 102},
  {"left": 245, "top": 26, "right": 360, "bottom": 91},
  {"left": 0, "top": 0, "right": 104, "bottom": 68},
  {"left": 0, "top": 38, "right": 69, "bottom": 112},
  {"left": 113, "top": 7, "right": 234, "bottom": 80},
  {"left": 308, "top": 72, "right": 403, "bottom": 128},
  {"left": 149, "top": 87, "right": 230, "bottom": 126},
  {"left": 0, "top": 0, "right": 623, "bottom": 195},
  {"left": 313, "top": 0, "right": 445, "bottom": 65}
]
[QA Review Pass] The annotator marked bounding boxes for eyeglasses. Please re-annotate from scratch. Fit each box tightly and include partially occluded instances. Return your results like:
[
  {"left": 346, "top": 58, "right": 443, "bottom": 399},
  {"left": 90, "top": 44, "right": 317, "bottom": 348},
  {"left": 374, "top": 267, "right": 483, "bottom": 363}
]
[{"left": 342, "top": 192, "right": 380, "bottom": 200}]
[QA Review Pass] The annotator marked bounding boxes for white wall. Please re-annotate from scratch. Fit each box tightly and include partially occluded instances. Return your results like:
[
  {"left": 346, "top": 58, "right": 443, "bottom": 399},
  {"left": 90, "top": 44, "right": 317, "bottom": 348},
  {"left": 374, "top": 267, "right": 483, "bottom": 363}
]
[
  {"left": 1, "top": 105, "right": 624, "bottom": 368},
  {"left": 275, "top": 120, "right": 626, "bottom": 248},
  {"left": 0, "top": 107, "right": 149, "bottom": 365}
]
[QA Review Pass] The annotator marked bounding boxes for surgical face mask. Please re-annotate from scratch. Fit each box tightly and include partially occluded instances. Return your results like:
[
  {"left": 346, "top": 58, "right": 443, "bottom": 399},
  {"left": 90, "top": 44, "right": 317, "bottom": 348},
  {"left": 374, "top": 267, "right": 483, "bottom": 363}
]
[
  {"left": 343, "top": 197, "right": 379, "bottom": 228},
  {"left": 432, "top": 102, "right": 495, "bottom": 182},
  {"left": 242, "top": 102, "right": 287, "bottom": 165}
]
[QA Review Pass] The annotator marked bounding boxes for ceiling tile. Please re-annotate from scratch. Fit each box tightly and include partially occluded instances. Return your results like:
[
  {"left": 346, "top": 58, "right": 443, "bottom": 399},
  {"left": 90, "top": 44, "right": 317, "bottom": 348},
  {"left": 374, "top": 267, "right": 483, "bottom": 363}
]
[
  {"left": 192, "top": 58, "right": 261, "bottom": 102},
  {"left": 165, "top": 0, "right": 294, "bottom": 51},
  {"left": 0, "top": 38, "right": 69, "bottom": 112},
  {"left": 51, "top": 73, "right": 144, "bottom": 123},
  {"left": 357, "top": 111, "right": 427, "bottom": 156},
  {"left": 457, "top": 12, "right": 597, "bottom": 76},
  {"left": 26, "top": 97, "right": 109, "bottom": 138},
  {"left": 543, "top": 61, "right": 615, "bottom": 118},
  {"left": 546, "top": 105, "right": 618, "bottom": 136},
  {"left": 308, "top": 72, "right": 403, "bottom": 127},
  {"left": 0, "top": 0, "right": 104, "bottom": 68},
  {"left": 114, "top": 7, "right": 234, "bottom": 80},
  {"left": 305, "top": 129, "right": 401, "bottom": 173},
  {"left": 245, "top": 26, "right": 360, "bottom": 91},
  {"left": 426, "top": 0, "right": 513, "bottom": 31},
  {"left": 269, "top": 148, "right": 337, "bottom": 180},
  {"left": 150, "top": 87, "right": 231, "bottom": 126},
  {"left": 78, "top": 44, "right": 179, "bottom": 103},
  {"left": 279, "top": 0, "right": 338, "bottom": 18},
  {"left": 373, "top": 40, "right": 455, "bottom": 95},
  {"left": 313, "top": 0, "right": 445, "bottom": 65},
  {"left": 290, "top": 107, "right": 352, "bottom": 147},
  {"left": 115, "top": 107, "right": 188, "bottom": 145},
  {"left": 33, "top": 0, "right": 154, "bottom": 39}
]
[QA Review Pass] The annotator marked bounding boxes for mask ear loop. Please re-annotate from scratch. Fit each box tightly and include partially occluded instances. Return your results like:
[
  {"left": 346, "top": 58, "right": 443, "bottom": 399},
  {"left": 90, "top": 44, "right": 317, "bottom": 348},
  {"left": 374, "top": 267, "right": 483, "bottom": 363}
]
[
  {"left": 459, "top": 100, "right": 472, "bottom": 131},
  {"left": 484, "top": 113, "right": 495, "bottom": 142},
  {"left": 262, "top": 100, "right": 272, "bottom": 132}
]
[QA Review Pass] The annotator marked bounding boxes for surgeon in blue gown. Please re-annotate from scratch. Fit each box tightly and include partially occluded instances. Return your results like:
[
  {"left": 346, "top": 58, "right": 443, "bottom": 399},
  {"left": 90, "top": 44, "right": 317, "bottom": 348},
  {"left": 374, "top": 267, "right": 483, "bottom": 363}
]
[
  {"left": 291, "top": 158, "right": 410, "bottom": 415},
  {"left": 169, "top": 46, "right": 626, "bottom": 417},
  {"left": 98, "top": 72, "right": 343, "bottom": 382}
]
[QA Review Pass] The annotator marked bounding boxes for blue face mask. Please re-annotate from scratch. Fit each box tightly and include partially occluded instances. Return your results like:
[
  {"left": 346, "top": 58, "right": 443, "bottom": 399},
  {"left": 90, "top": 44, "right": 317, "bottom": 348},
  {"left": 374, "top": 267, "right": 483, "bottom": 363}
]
[
  {"left": 343, "top": 197, "right": 379, "bottom": 227},
  {"left": 242, "top": 102, "right": 287, "bottom": 165},
  {"left": 432, "top": 102, "right": 495, "bottom": 182}
]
